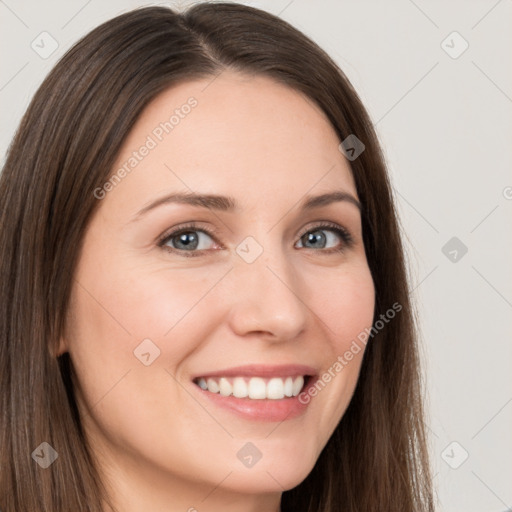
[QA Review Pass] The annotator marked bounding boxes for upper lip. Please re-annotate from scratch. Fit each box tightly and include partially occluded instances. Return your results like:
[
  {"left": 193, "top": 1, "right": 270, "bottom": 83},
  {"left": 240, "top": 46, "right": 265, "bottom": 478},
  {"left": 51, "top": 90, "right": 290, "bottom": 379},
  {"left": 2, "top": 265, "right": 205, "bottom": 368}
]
[{"left": 192, "top": 364, "right": 318, "bottom": 380}]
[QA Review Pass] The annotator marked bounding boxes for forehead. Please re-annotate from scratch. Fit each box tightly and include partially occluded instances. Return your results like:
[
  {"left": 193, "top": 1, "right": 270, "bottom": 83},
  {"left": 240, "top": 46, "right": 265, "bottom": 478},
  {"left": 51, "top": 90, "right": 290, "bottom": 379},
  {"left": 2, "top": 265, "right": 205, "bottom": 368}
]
[{"left": 103, "top": 71, "right": 357, "bottom": 217}]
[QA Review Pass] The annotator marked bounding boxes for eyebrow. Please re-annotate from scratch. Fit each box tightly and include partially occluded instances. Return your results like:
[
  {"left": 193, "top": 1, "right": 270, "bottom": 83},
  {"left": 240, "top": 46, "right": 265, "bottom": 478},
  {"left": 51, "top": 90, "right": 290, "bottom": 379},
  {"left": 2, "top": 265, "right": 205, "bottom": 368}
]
[{"left": 132, "top": 190, "right": 361, "bottom": 220}]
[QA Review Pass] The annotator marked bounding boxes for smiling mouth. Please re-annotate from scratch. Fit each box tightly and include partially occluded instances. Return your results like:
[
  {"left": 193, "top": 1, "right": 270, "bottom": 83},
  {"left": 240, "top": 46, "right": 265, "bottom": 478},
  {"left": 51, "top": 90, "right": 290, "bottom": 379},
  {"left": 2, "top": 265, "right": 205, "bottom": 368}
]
[{"left": 193, "top": 375, "right": 312, "bottom": 400}]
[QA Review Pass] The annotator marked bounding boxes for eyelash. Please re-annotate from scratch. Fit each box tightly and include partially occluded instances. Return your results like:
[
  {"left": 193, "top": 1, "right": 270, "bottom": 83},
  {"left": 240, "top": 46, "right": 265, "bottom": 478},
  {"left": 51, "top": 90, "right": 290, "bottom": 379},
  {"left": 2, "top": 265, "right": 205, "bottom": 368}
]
[{"left": 157, "top": 221, "right": 354, "bottom": 258}]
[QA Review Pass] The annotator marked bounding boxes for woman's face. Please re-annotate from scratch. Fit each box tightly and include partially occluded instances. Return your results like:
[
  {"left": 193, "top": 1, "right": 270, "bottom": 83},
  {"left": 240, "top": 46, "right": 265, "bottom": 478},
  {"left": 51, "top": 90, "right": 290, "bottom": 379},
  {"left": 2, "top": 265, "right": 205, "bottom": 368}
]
[{"left": 61, "top": 71, "right": 375, "bottom": 508}]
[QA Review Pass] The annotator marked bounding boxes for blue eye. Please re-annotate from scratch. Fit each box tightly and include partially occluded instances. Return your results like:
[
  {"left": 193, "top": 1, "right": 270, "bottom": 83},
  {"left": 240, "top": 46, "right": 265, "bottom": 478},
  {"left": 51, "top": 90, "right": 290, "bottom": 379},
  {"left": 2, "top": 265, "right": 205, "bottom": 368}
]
[
  {"left": 164, "top": 230, "right": 215, "bottom": 252},
  {"left": 158, "top": 221, "right": 353, "bottom": 257},
  {"left": 159, "top": 223, "right": 218, "bottom": 256},
  {"left": 296, "top": 225, "right": 352, "bottom": 251}
]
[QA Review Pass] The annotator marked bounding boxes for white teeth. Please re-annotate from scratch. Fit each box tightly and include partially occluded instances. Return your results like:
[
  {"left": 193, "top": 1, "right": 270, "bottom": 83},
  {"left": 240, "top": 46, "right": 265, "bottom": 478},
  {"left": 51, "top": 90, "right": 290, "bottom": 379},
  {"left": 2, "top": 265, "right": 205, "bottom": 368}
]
[
  {"left": 248, "top": 377, "right": 266, "bottom": 399},
  {"left": 196, "top": 375, "right": 306, "bottom": 400},
  {"left": 267, "top": 378, "right": 285, "bottom": 399},
  {"left": 284, "top": 376, "right": 293, "bottom": 397},
  {"left": 292, "top": 376, "right": 304, "bottom": 396},
  {"left": 232, "top": 377, "right": 248, "bottom": 398},
  {"left": 206, "top": 378, "right": 219, "bottom": 393},
  {"left": 219, "top": 377, "right": 232, "bottom": 396}
]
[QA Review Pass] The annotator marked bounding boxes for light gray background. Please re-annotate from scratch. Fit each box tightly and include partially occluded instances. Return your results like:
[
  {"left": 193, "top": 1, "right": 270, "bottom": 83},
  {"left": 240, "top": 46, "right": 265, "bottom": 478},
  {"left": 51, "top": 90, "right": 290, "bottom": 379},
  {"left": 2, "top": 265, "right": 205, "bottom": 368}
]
[{"left": 1, "top": 1, "right": 511, "bottom": 510}]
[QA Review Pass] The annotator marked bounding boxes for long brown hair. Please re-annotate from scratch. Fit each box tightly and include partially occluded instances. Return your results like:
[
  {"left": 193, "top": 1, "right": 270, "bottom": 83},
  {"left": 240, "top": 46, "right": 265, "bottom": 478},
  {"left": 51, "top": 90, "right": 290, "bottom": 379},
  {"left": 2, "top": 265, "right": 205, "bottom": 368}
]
[{"left": 0, "top": 4, "right": 435, "bottom": 511}]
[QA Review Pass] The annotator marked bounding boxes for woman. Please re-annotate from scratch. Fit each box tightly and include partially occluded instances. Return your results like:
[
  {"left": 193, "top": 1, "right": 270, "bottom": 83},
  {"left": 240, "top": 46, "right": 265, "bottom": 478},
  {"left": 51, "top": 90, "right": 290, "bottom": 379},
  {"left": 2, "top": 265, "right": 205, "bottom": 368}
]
[{"left": 0, "top": 3, "right": 435, "bottom": 511}]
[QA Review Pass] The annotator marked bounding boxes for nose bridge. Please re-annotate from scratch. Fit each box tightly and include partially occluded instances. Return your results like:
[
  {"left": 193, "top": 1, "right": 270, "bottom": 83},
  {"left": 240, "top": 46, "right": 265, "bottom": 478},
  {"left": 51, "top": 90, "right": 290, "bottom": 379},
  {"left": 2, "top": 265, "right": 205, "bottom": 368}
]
[{"left": 226, "top": 232, "right": 309, "bottom": 339}]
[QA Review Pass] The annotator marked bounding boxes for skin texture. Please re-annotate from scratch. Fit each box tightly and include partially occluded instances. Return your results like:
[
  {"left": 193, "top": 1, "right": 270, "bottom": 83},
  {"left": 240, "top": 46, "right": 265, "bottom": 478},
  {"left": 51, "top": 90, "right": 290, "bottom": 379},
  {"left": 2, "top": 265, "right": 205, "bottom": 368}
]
[{"left": 59, "top": 71, "right": 375, "bottom": 512}]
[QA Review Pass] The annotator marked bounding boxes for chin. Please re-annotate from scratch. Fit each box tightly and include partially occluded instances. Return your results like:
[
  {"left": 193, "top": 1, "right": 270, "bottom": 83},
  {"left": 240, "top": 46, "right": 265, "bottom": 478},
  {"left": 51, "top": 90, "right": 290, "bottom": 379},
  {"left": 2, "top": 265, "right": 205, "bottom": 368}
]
[{"left": 219, "top": 452, "right": 317, "bottom": 494}]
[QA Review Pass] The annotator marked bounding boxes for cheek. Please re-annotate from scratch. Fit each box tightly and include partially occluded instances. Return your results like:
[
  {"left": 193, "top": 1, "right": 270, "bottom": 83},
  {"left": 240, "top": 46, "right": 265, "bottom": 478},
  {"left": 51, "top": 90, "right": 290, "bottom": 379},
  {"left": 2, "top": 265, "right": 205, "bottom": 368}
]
[
  {"left": 303, "top": 263, "right": 374, "bottom": 429},
  {"left": 310, "top": 263, "right": 375, "bottom": 346},
  {"left": 66, "top": 248, "right": 229, "bottom": 405},
  {"left": 65, "top": 257, "right": 225, "bottom": 462},
  {"left": 72, "top": 245, "right": 222, "bottom": 347}
]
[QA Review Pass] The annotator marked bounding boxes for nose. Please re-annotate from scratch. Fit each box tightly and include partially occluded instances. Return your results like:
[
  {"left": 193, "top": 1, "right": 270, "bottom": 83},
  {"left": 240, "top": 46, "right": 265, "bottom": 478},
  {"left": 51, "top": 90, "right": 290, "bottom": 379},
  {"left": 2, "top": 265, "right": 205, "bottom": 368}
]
[{"left": 225, "top": 241, "right": 309, "bottom": 342}]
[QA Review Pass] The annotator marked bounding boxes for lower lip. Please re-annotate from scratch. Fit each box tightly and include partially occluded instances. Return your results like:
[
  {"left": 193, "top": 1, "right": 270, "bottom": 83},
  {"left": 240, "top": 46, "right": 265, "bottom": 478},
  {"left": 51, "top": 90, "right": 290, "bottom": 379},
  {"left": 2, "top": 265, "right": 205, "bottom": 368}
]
[{"left": 192, "top": 376, "right": 318, "bottom": 422}]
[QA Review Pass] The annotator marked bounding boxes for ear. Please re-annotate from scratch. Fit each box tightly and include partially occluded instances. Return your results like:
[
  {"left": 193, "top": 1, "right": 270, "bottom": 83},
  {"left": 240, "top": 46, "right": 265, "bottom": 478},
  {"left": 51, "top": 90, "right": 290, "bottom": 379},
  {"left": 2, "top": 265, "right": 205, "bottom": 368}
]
[
  {"left": 55, "top": 336, "right": 68, "bottom": 357},
  {"left": 55, "top": 298, "right": 75, "bottom": 358},
  {"left": 49, "top": 335, "right": 68, "bottom": 358}
]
